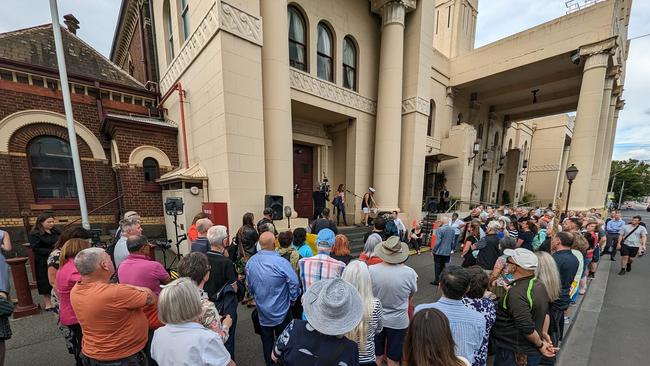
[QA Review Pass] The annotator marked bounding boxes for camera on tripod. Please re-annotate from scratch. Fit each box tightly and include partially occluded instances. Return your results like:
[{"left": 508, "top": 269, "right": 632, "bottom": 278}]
[
  {"left": 318, "top": 176, "right": 331, "bottom": 195},
  {"left": 165, "top": 197, "right": 184, "bottom": 216},
  {"left": 164, "top": 197, "right": 186, "bottom": 270}
]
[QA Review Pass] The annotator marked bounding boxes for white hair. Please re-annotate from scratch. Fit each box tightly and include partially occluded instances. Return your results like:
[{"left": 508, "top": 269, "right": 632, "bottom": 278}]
[
  {"left": 196, "top": 218, "right": 213, "bottom": 234},
  {"left": 206, "top": 225, "right": 228, "bottom": 248},
  {"left": 74, "top": 247, "right": 107, "bottom": 275},
  {"left": 487, "top": 220, "right": 502, "bottom": 232},
  {"left": 158, "top": 277, "right": 203, "bottom": 324},
  {"left": 363, "top": 234, "right": 382, "bottom": 257},
  {"left": 438, "top": 215, "right": 449, "bottom": 223},
  {"left": 342, "top": 260, "right": 375, "bottom": 352}
]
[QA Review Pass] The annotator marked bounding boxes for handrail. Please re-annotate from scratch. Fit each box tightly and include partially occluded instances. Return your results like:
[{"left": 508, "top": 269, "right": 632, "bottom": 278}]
[
  {"left": 64, "top": 195, "right": 124, "bottom": 228},
  {"left": 442, "top": 199, "right": 544, "bottom": 213}
]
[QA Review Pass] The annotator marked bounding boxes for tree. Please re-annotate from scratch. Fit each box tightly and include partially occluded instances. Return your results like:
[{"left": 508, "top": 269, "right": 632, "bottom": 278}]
[{"left": 608, "top": 159, "right": 650, "bottom": 203}]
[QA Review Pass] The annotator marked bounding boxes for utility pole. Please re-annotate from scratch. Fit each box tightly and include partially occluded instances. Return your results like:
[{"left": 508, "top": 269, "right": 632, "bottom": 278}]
[
  {"left": 49, "top": 0, "right": 90, "bottom": 229},
  {"left": 618, "top": 180, "right": 625, "bottom": 210}
]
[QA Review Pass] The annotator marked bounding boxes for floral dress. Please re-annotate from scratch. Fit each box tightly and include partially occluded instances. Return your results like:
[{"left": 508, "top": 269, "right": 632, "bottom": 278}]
[{"left": 462, "top": 297, "right": 496, "bottom": 366}]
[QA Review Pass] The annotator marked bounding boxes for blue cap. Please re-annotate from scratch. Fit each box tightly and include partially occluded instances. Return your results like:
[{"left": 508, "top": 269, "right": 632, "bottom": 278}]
[{"left": 316, "top": 228, "right": 335, "bottom": 247}]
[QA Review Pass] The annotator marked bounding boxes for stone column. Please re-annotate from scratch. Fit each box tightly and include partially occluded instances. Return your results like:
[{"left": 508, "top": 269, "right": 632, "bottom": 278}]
[
  {"left": 598, "top": 92, "right": 619, "bottom": 198},
  {"left": 587, "top": 77, "right": 614, "bottom": 208},
  {"left": 566, "top": 46, "right": 612, "bottom": 210},
  {"left": 261, "top": 0, "right": 294, "bottom": 209},
  {"left": 603, "top": 106, "right": 622, "bottom": 194},
  {"left": 443, "top": 87, "right": 457, "bottom": 141},
  {"left": 370, "top": 0, "right": 415, "bottom": 211}
]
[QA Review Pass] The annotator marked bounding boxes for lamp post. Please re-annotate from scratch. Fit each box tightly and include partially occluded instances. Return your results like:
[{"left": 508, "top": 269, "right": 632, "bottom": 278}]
[{"left": 564, "top": 164, "right": 579, "bottom": 213}]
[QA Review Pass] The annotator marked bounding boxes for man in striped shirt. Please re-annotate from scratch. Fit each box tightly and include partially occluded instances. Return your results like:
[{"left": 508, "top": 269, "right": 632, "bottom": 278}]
[{"left": 298, "top": 228, "right": 346, "bottom": 292}]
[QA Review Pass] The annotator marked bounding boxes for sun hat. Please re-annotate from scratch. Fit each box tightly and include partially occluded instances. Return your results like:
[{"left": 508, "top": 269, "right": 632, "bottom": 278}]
[
  {"left": 303, "top": 278, "right": 363, "bottom": 336},
  {"left": 124, "top": 211, "right": 140, "bottom": 220},
  {"left": 374, "top": 236, "right": 409, "bottom": 264},
  {"left": 316, "top": 228, "right": 335, "bottom": 248},
  {"left": 368, "top": 187, "right": 376, "bottom": 192},
  {"left": 503, "top": 248, "right": 538, "bottom": 271}
]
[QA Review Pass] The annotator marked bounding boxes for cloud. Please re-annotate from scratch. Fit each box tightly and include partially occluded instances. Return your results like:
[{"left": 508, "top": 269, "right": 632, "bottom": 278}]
[{"left": 613, "top": 147, "right": 650, "bottom": 161}]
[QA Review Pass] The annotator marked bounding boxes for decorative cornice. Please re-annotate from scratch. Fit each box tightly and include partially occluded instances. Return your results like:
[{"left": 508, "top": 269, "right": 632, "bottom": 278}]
[
  {"left": 159, "top": 1, "right": 262, "bottom": 93},
  {"left": 401, "top": 97, "right": 430, "bottom": 116},
  {"left": 111, "top": 0, "right": 145, "bottom": 65},
  {"left": 289, "top": 69, "right": 377, "bottom": 115},
  {"left": 528, "top": 164, "right": 560, "bottom": 173},
  {"left": 579, "top": 36, "right": 617, "bottom": 57},
  {"left": 583, "top": 52, "right": 610, "bottom": 71},
  {"left": 219, "top": 2, "right": 262, "bottom": 46}
]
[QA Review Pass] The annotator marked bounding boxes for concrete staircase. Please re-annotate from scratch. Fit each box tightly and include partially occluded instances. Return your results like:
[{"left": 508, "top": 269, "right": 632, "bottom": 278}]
[{"left": 338, "top": 226, "right": 372, "bottom": 257}]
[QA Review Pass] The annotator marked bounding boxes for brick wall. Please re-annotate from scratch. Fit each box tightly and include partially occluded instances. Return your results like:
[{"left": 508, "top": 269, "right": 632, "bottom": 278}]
[{"left": 0, "top": 81, "right": 177, "bottom": 241}]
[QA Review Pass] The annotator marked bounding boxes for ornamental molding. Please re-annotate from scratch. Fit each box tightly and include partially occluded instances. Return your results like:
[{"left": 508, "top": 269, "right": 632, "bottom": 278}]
[
  {"left": 289, "top": 69, "right": 377, "bottom": 115},
  {"left": 159, "top": 1, "right": 262, "bottom": 93},
  {"left": 370, "top": 0, "right": 417, "bottom": 26},
  {"left": 401, "top": 97, "right": 430, "bottom": 116},
  {"left": 111, "top": 0, "right": 145, "bottom": 66},
  {"left": 579, "top": 36, "right": 617, "bottom": 57},
  {"left": 219, "top": 2, "right": 263, "bottom": 46},
  {"left": 528, "top": 164, "right": 560, "bottom": 173}
]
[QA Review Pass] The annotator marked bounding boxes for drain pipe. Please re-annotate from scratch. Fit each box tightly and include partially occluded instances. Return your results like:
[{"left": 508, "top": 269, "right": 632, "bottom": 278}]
[{"left": 160, "top": 82, "right": 189, "bottom": 168}]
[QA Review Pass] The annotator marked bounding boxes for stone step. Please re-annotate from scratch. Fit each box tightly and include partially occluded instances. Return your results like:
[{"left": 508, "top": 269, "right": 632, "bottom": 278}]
[{"left": 338, "top": 226, "right": 371, "bottom": 256}]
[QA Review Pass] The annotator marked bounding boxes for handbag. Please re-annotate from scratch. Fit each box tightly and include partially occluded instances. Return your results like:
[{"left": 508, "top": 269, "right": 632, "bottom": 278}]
[{"left": 0, "top": 296, "right": 14, "bottom": 317}]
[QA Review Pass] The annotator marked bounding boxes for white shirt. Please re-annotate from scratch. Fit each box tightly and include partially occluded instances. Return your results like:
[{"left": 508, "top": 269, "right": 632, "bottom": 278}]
[
  {"left": 394, "top": 218, "right": 407, "bottom": 236},
  {"left": 152, "top": 322, "right": 231, "bottom": 366},
  {"left": 449, "top": 219, "right": 464, "bottom": 236},
  {"left": 113, "top": 236, "right": 129, "bottom": 268}
]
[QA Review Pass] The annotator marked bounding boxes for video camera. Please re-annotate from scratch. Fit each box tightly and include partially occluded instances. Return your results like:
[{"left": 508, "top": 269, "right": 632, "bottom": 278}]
[{"left": 318, "top": 176, "right": 331, "bottom": 194}]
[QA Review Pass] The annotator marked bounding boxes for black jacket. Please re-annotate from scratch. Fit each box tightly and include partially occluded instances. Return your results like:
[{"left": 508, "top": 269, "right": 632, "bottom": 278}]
[
  {"left": 491, "top": 275, "right": 549, "bottom": 355},
  {"left": 29, "top": 229, "right": 60, "bottom": 257},
  {"left": 235, "top": 225, "right": 259, "bottom": 259},
  {"left": 476, "top": 234, "right": 500, "bottom": 270}
]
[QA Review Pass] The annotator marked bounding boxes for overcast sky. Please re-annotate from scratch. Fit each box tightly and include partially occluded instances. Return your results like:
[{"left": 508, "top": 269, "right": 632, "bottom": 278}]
[{"left": 1, "top": 0, "right": 648, "bottom": 161}]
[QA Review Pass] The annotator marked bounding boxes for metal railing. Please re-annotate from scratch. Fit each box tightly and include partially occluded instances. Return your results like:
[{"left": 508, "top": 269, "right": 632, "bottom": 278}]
[{"left": 443, "top": 199, "right": 544, "bottom": 213}]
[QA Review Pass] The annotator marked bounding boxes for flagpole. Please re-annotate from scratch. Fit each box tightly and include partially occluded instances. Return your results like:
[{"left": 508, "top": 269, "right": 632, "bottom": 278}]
[{"left": 49, "top": 0, "right": 90, "bottom": 230}]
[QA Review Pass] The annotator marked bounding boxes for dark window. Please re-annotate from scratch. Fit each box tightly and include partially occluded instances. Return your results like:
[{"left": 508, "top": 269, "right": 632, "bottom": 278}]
[
  {"left": 111, "top": 92, "right": 122, "bottom": 102},
  {"left": 317, "top": 23, "right": 334, "bottom": 81},
  {"left": 32, "top": 76, "right": 45, "bottom": 88},
  {"left": 16, "top": 73, "right": 29, "bottom": 84},
  {"left": 427, "top": 99, "right": 435, "bottom": 137},
  {"left": 73, "top": 84, "right": 85, "bottom": 95},
  {"left": 28, "top": 136, "right": 78, "bottom": 200},
  {"left": 180, "top": 0, "right": 190, "bottom": 41},
  {"left": 288, "top": 6, "right": 307, "bottom": 71},
  {"left": 342, "top": 36, "right": 357, "bottom": 90},
  {"left": 87, "top": 88, "right": 98, "bottom": 99},
  {"left": 143, "top": 158, "right": 160, "bottom": 182},
  {"left": 164, "top": 0, "right": 175, "bottom": 63},
  {"left": 0, "top": 69, "right": 12, "bottom": 81}
]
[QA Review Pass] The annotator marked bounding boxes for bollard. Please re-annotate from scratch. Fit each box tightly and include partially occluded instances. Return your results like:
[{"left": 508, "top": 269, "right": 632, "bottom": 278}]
[
  {"left": 7, "top": 257, "right": 40, "bottom": 318},
  {"left": 22, "top": 243, "right": 38, "bottom": 290}
]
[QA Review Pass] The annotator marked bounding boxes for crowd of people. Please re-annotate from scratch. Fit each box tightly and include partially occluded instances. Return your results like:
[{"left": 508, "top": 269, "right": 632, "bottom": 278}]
[{"left": 3, "top": 202, "right": 645, "bottom": 366}]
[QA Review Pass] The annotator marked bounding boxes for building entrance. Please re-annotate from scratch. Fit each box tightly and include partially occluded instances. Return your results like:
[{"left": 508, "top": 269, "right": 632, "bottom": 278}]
[{"left": 293, "top": 144, "right": 314, "bottom": 218}]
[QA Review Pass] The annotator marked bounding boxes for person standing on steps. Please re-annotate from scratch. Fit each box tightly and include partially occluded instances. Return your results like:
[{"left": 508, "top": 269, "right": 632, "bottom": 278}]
[
  {"left": 617, "top": 215, "right": 647, "bottom": 276},
  {"left": 362, "top": 187, "right": 376, "bottom": 227},
  {"left": 334, "top": 184, "right": 348, "bottom": 226}
]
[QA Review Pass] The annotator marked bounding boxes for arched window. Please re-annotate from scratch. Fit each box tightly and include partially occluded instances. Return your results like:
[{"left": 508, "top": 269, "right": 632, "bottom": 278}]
[
  {"left": 508, "top": 139, "right": 513, "bottom": 150},
  {"left": 288, "top": 6, "right": 307, "bottom": 71},
  {"left": 427, "top": 99, "right": 436, "bottom": 137},
  {"left": 493, "top": 132, "right": 499, "bottom": 147},
  {"left": 523, "top": 140, "right": 528, "bottom": 157},
  {"left": 477, "top": 122, "right": 484, "bottom": 141},
  {"left": 143, "top": 157, "right": 160, "bottom": 182},
  {"left": 163, "top": 0, "right": 174, "bottom": 63},
  {"left": 342, "top": 36, "right": 357, "bottom": 90},
  {"left": 317, "top": 22, "right": 334, "bottom": 81},
  {"left": 179, "top": 0, "right": 190, "bottom": 41},
  {"left": 28, "top": 136, "right": 77, "bottom": 200}
]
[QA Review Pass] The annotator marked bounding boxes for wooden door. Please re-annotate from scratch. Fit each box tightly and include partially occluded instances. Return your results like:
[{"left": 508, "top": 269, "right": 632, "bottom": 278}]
[{"left": 293, "top": 144, "right": 314, "bottom": 218}]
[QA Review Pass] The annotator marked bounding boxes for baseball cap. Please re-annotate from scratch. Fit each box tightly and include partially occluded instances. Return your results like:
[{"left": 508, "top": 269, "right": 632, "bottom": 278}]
[
  {"left": 368, "top": 187, "right": 376, "bottom": 192},
  {"left": 316, "top": 228, "right": 335, "bottom": 248},
  {"left": 503, "top": 248, "right": 538, "bottom": 271}
]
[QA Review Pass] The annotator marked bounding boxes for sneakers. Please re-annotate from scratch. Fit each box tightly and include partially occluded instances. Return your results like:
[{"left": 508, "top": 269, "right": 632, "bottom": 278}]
[
  {"left": 618, "top": 268, "right": 626, "bottom": 275},
  {"left": 626, "top": 263, "right": 632, "bottom": 272},
  {"left": 564, "top": 316, "right": 571, "bottom": 325}
]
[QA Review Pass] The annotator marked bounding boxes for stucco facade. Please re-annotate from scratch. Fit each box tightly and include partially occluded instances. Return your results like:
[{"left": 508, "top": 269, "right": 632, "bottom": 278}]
[{"left": 136, "top": 0, "right": 631, "bottom": 232}]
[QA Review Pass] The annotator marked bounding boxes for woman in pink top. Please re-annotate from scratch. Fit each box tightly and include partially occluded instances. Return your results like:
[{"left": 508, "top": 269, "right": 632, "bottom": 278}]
[{"left": 55, "top": 238, "right": 89, "bottom": 366}]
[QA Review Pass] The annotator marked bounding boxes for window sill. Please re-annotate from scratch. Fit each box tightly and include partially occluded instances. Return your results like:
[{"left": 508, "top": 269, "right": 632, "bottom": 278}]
[
  {"left": 142, "top": 183, "right": 162, "bottom": 193},
  {"left": 31, "top": 200, "right": 80, "bottom": 210}
]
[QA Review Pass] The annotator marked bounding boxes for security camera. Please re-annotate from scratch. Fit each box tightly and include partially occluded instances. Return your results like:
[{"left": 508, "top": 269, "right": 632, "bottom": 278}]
[{"left": 570, "top": 51, "right": 581, "bottom": 65}]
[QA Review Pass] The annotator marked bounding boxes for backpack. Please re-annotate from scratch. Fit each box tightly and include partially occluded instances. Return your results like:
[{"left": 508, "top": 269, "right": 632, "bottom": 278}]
[{"left": 385, "top": 219, "right": 399, "bottom": 237}]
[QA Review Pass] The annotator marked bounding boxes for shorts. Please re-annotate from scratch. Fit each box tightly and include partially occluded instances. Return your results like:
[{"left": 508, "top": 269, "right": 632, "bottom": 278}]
[
  {"left": 374, "top": 327, "right": 407, "bottom": 362},
  {"left": 362, "top": 207, "right": 369, "bottom": 214},
  {"left": 620, "top": 244, "right": 640, "bottom": 258}
]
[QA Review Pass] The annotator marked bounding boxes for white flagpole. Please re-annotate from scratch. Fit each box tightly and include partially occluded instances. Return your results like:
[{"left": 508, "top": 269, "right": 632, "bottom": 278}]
[{"left": 49, "top": 0, "right": 90, "bottom": 229}]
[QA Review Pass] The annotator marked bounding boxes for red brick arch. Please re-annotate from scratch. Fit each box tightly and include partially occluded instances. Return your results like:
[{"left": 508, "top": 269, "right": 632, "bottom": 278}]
[{"left": 8, "top": 123, "right": 94, "bottom": 159}]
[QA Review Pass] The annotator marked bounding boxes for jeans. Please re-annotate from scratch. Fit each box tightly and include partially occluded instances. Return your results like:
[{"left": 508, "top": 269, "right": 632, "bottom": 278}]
[
  {"left": 336, "top": 204, "right": 347, "bottom": 225},
  {"left": 259, "top": 311, "right": 292, "bottom": 366},
  {"left": 81, "top": 351, "right": 147, "bottom": 366},
  {"left": 606, "top": 233, "right": 619, "bottom": 257},
  {"left": 433, "top": 254, "right": 450, "bottom": 284},
  {"left": 68, "top": 323, "right": 84, "bottom": 366},
  {"left": 144, "top": 329, "right": 158, "bottom": 366},
  {"left": 493, "top": 347, "right": 542, "bottom": 366}
]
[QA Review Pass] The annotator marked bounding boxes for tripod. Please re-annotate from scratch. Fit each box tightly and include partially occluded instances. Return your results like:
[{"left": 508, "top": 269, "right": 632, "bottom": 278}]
[{"left": 166, "top": 211, "right": 186, "bottom": 270}]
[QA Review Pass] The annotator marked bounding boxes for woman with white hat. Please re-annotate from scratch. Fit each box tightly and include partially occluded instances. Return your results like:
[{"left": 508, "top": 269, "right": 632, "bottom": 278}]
[{"left": 272, "top": 278, "right": 363, "bottom": 365}]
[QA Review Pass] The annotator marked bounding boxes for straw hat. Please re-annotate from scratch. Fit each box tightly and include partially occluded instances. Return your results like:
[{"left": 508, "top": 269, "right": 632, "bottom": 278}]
[
  {"left": 303, "top": 278, "right": 363, "bottom": 336},
  {"left": 374, "top": 236, "right": 409, "bottom": 264}
]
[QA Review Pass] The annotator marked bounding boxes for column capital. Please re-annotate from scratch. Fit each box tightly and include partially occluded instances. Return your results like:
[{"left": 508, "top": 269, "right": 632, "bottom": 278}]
[
  {"left": 579, "top": 36, "right": 617, "bottom": 57},
  {"left": 583, "top": 52, "right": 610, "bottom": 72},
  {"left": 370, "top": 0, "right": 417, "bottom": 26}
]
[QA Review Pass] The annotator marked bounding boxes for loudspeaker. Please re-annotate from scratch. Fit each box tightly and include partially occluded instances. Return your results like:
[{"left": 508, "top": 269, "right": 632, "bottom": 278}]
[{"left": 264, "top": 195, "right": 284, "bottom": 220}]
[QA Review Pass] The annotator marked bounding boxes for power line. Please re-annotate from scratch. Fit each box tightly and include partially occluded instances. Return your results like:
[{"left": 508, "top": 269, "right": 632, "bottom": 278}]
[{"left": 629, "top": 33, "right": 650, "bottom": 41}]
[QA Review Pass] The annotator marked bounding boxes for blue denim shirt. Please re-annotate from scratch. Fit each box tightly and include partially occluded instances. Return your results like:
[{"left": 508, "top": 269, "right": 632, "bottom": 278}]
[
  {"left": 433, "top": 224, "right": 456, "bottom": 256},
  {"left": 415, "top": 297, "right": 486, "bottom": 364},
  {"left": 606, "top": 219, "right": 625, "bottom": 234},
  {"left": 246, "top": 250, "right": 300, "bottom": 326}
]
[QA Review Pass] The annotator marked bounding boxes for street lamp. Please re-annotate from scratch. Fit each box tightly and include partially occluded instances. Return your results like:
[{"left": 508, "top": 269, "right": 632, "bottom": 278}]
[
  {"left": 467, "top": 140, "right": 481, "bottom": 165},
  {"left": 478, "top": 150, "right": 488, "bottom": 168},
  {"left": 564, "top": 164, "right": 579, "bottom": 213}
]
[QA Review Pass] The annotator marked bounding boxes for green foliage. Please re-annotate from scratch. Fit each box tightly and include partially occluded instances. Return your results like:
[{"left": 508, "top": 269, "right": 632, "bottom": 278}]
[
  {"left": 608, "top": 159, "right": 650, "bottom": 202},
  {"left": 521, "top": 191, "right": 537, "bottom": 204}
]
